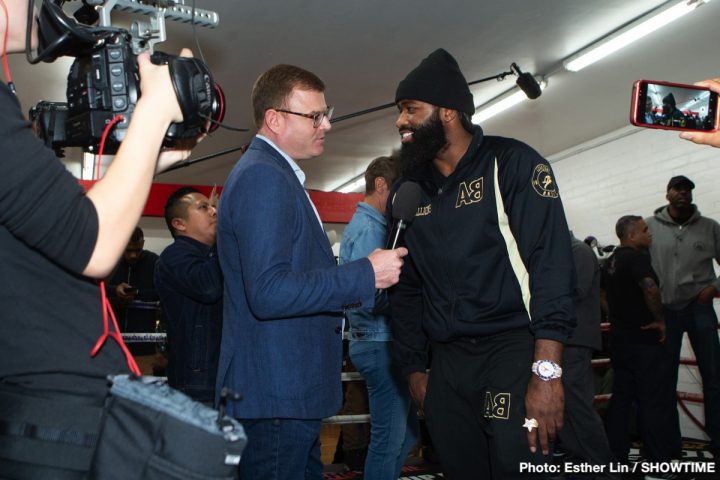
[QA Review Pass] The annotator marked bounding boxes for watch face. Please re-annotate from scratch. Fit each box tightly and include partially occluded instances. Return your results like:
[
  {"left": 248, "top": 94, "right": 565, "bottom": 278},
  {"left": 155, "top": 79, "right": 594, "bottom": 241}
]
[
  {"left": 533, "top": 360, "right": 560, "bottom": 380},
  {"left": 538, "top": 361, "right": 555, "bottom": 377}
]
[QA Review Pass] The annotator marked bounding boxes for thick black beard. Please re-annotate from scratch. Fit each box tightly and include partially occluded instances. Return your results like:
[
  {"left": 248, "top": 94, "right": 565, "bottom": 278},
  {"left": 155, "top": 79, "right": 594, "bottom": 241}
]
[{"left": 399, "top": 110, "right": 448, "bottom": 177}]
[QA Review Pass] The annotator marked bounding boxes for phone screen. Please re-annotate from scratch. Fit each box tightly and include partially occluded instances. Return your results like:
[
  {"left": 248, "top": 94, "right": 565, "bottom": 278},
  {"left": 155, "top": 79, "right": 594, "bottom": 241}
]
[{"left": 632, "top": 80, "right": 718, "bottom": 132}]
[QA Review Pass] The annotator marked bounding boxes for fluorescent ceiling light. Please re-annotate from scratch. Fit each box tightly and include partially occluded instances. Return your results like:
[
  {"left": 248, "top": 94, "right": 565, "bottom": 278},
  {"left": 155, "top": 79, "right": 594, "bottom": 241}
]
[
  {"left": 564, "top": 0, "right": 710, "bottom": 72},
  {"left": 472, "top": 78, "right": 547, "bottom": 124}
]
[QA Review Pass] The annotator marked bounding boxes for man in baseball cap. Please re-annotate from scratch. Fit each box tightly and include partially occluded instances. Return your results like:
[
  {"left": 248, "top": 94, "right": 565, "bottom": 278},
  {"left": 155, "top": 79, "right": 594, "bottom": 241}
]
[
  {"left": 646, "top": 175, "right": 720, "bottom": 462},
  {"left": 666, "top": 175, "right": 695, "bottom": 191}
]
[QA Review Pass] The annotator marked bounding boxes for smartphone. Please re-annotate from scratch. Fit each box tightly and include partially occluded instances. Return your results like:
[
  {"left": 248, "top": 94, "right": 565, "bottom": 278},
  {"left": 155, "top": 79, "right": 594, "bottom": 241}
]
[
  {"left": 630, "top": 80, "right": 718, "bottom": 132},
  {"left": 124, "top": 287, "right": 139, "bottom": 295}
]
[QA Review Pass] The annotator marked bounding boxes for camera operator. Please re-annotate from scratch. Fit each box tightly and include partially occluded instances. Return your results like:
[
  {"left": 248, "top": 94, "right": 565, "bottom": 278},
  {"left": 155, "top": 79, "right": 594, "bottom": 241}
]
[
  {"left": 679, "top": 77, "right": 720, "bottom": 148},
  {"left": 0, "top": 0, "right": 199, "bottom": 477}
]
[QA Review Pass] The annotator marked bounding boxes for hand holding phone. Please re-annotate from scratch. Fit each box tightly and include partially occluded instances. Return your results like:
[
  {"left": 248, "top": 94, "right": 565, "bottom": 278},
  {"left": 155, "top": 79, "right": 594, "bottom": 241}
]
[
  {"left": 678, "top": 78, "right": 720, "bottom": 148},
  {"left": 630, "top": 79, "right": 719, "bottom": 133},
  {"left": 124, "top": 287, "right": 139, "bottom": 296},
  {"left": 115, "top": 283, "right": 138, "bottom": 302}
]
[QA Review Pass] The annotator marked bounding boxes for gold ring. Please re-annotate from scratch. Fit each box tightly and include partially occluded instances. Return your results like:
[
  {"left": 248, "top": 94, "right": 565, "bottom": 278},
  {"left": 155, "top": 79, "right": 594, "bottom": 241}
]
[{"left": 523, "top": 417, "right": 539, "bottom": 432}]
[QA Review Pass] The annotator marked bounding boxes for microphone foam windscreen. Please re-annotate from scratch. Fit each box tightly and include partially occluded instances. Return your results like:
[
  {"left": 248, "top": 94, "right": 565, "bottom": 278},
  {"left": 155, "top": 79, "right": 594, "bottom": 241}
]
[
  {"left": 392, "top": 182, "right": 422, "bottom": 222},
  {"left": 516, "top": 73, "right": 542, "bottom": 100}
]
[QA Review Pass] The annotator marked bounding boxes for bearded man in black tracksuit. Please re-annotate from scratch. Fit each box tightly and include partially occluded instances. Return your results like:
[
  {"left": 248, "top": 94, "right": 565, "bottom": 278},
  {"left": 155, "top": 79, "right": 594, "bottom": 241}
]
[{"left": 389, "top": 49, "right": 576, "bottom": 479}]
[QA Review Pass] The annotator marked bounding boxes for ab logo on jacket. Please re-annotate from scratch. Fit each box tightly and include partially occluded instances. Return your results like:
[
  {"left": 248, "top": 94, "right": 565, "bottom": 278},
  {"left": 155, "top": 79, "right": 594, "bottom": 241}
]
[{"left": 456, "top": 177, "right": 484, "bottom": 207}]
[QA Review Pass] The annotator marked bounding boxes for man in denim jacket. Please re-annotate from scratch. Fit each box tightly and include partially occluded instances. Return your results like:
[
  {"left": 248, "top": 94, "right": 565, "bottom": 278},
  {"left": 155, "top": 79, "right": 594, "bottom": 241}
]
[
  {"left": 340, "top": 156, "right": 419, "bottom": 479},
  {"left": 155, "top": 187, "right": 222, "bottom": 404}
]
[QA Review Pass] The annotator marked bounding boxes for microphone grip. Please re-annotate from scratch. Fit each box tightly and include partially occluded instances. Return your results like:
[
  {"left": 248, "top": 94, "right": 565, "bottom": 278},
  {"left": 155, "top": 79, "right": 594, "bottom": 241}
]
[
  {"left": 386, "top": 220, "right": 406, "bottom": 249},
  {"left": 378, "top": 220, "right": 408, "bottom": 295}
]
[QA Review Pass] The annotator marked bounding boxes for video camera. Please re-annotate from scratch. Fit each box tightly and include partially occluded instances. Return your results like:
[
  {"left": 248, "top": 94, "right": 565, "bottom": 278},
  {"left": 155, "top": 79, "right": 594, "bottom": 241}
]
[{"left": 29, "top": 0, "right": 224, "bottom": 154}]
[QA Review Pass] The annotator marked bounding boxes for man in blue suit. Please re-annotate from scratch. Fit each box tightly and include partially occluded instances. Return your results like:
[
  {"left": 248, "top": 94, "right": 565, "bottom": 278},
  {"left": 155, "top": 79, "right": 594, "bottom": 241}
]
[{"left": 216, "top": 64, "right": 408, "bottom": 479}]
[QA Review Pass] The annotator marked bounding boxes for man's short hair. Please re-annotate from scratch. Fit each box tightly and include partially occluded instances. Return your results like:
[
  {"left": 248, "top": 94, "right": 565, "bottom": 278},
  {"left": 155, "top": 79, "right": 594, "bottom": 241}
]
[
  {"left": 251, "top": 64, "right": 325, "bottom": 129},
  {"left": 615, "top": 215, "right": 643, "bottom": 240},
  {"left": 364, "top": 155, "right": 398, "bottom": 195},
  {"left": 130, "top": 226, "right": 144, "bottom": 243},
  {"left": 164, "top": 187, "right": 202, "bottom": 237}
]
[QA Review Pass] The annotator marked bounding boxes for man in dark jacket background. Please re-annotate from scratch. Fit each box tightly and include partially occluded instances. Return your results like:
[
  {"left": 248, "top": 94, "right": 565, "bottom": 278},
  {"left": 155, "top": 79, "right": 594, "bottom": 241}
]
[
  {"left": 155, "top": 187, "right": 223, "bottom": 403},
  {"left": 106, "top": 226, "right": 160, "bottom": 356},
  {"left": 557, "top": 233, "right": 617, "bottom": 478}
]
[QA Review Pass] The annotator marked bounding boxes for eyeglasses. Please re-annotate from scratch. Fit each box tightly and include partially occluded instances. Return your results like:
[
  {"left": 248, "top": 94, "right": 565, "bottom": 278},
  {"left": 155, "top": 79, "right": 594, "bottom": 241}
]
[{"left": 274, "top": 106, "right": 334, "bottom": 128}]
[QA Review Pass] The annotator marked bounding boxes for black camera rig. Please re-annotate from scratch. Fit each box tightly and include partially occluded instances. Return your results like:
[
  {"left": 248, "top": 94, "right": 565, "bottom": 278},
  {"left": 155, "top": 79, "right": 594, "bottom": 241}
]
[{"left": 29, "top": 0, "right": 224, "bottom": 154}]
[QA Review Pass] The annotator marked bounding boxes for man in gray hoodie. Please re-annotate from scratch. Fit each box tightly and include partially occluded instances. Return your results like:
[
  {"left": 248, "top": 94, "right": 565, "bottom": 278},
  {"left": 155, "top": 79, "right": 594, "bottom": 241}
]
[{"left": 646, "top": 175, "right": 720, "bottom": 459}]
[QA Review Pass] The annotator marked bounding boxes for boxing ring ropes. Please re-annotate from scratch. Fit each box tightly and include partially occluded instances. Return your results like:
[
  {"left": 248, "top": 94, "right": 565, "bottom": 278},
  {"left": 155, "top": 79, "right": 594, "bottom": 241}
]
[{"left": 121, "top": 302, "right": 716, "bottom": 431}]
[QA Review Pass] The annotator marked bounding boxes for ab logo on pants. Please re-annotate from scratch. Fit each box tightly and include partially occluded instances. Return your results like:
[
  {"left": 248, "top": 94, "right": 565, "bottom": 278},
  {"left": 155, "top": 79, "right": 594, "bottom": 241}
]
[{"left": 484, "top": 391, "right": 511, "bottom": 420}]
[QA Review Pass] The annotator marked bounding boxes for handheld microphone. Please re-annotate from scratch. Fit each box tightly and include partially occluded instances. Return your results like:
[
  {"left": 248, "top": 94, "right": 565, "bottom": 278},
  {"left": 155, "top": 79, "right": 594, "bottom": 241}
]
[
  {"left": 386, "top": 182, "right": 422, "bottom": 249},
  {"left": 511, "top": 63, "right": 542, "bottom": 100}
]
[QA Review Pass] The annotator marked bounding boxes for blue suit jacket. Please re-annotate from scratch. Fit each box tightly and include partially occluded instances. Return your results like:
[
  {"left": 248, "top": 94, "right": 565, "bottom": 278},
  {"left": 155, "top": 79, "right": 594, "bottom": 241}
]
[{"left": 216, "top": 137, "right": 375, "bottom": 419}]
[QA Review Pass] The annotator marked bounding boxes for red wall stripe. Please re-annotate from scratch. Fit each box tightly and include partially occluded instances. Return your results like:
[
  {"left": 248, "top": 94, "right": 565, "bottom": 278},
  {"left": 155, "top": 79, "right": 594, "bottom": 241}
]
[{"left": 78, "top": 181, "right": 363, "bottom": 224}]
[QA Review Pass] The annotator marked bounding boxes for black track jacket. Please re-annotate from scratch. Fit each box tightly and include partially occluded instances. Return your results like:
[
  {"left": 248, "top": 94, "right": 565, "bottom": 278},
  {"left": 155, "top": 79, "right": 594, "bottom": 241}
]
[{"left": 389, "top": 126, "right": 576, "bottom": 377}]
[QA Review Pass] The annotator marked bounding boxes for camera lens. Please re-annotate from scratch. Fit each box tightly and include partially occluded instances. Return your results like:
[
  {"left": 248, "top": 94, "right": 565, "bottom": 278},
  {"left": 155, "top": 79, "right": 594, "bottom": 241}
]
[{"left": 208, "top": 83, "right": 226, "bottom": 133}]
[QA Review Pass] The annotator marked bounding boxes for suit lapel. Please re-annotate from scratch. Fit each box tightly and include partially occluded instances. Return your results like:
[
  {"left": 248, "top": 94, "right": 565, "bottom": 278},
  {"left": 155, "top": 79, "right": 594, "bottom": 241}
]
[{"left": 250, "top": 138, "right": 335, "bottom": 262}]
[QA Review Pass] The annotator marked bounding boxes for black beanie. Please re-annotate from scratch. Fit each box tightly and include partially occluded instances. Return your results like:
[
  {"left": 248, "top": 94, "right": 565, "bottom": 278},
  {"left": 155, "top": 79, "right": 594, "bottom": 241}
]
[{"left": 395, "top": 48, "right": 475, "bottom": 116}]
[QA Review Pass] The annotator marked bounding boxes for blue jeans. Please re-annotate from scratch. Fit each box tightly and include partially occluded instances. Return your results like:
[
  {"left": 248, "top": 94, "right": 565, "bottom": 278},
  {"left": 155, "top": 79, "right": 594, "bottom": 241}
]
[
  {"left": 238, "top": 418, "right": 322, "bottom": 480},
  {"left": 349, "top": 340, "right": 419, "bottom": 480},
  {"left": 664, "top": 301, "right": 720, "bottom": 449}
]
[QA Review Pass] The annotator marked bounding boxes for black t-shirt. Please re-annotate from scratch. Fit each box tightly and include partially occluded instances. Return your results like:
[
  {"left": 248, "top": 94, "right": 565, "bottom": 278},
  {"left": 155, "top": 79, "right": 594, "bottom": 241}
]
[
  {"left": 0, "top": 82, "right": 126, "bottom": 395},
  {"left": 600, "top": 246, "right": 662, "bottom": 345}
]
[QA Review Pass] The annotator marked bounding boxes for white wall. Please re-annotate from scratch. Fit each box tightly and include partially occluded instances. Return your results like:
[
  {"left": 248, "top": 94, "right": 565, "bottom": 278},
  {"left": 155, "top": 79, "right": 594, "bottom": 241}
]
[{"left": 550, "top": 126, "right": 720, "bottom": 442}]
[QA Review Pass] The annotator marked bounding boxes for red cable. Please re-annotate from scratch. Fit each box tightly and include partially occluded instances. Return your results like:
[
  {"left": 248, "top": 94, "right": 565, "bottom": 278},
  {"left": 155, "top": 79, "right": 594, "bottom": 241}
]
[
  {"left": 88, "top": 115, "right": 141, "bottom": 376},
  {"left": 0, "top": 0, "right": 15, "bottom": 90},
  {"left": 94, "top": 116, "right": 124, "bottom": 178},
  {"left": 91, "top": 282, "right": 140, "bottom": 376}
]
